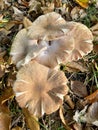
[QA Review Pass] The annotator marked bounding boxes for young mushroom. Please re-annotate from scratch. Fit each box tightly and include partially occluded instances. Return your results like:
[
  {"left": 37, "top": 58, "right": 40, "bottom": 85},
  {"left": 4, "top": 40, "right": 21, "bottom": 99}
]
[
  {"left": 13, "top": 61, "right": 69, "bottom": 117},
  {"left": 35, "top": 22, "right": 93, "bottom": 68}
]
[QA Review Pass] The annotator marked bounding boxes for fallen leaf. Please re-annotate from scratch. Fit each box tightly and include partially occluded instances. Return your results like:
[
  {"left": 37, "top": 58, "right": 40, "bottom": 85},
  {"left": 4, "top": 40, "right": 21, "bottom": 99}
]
[
  {"left": 71, "top": 80, "right": 88, "bottom": 97},
  {"left": 12, "top": 126, "right": 22, "bottom": 130},
  {"left": 87, "top": 102, "right": 98, "bottom": 122},
  {"left": 29, "top": 0, "right": 41, "bottom": 13},
  {"left": 0, "top": 0, "right": 4, "bottom": 9},
  {"left": 12, "top": 6, "right": 23, "bottom": 15},
  {"left": 90, "top": 23, "right": 98, "bottom": 42},
  {"left": 23, "top": 108, "right": 40, "bottom": 130},
  {"left": 73, "top": 123, "right": 82, "bottom": 130},
  {"left": 90, "top": 23, "right": 98, "bottom": 31},
  {"left": 41, "top": 2, "right": 54, "bottom": 14},
  {"left": 0, "top": 104, "right": 11, "bottom": 130},
  {"left": 54, "top": 0, "right": 62, "bottom": 7},
  {"left": 83, "top": 89, "right": 98, "bottom": 105},
  {"left": 0, "top": 87, "right": 14, "bottom": 104},
  {"left": 93, "top": 44, "right": 98, "bottom": 53},
  {"left": 0, "top": 65, "right": 5, "bottom": 78},
  {"left": 65, "top": 61, "right": 88, "bottom": 72},
  {"left": 59, "top": 106, "right": 72, "bottom": 130},
  {"left": 23, "top": 17, "right": 33, "bottom": 28},
  {"left": 73, "top": 102, "right": 98, "bottom": 126},
  {"left": 75, "top": 0, "right": 89, "bottom": 8}
]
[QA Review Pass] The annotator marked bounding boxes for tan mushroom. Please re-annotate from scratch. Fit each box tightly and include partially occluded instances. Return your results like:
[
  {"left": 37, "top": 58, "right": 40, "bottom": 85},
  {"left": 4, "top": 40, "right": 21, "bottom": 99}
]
[
  {"left": 10, "top": 29, "right": 47, "bottom": 68},
  {"left": 27, "top": 12, "right": 68, "bottom": 41},
  {"left": 13, "top": 61, "right": 69, "bottom": 117},
  {"left": 35, "top": 22, "right": 93, "bottom": 68}
]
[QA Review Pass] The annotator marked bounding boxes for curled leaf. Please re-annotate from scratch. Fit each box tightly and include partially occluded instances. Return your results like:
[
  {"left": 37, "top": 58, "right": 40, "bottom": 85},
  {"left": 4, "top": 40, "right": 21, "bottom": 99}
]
[
  {"left": 75, "top": 0, "right": 89, "bottom": 8},
  {"left": 0, "top": 104, "right": 11, "bottom": 130},
  {"left": 59, "top": 106, "right": 72, "bottom": 130},
  {"left": 83, "top": 89, "right": 98, "bottom": 105},
  {"left": 23, "top": 108, "right": 40, "bottom": 130}
]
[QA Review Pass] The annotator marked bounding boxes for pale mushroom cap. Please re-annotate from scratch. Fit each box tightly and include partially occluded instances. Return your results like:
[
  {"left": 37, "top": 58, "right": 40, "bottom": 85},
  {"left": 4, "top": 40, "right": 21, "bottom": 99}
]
[
  {"left": 27, "top": 12, "right": 67, "bottom": 41},
  {"left": 13, "top": 61, "right": 68, "bottom": 117},
  {"left": 10, "top": 29, "right": 47, "bottom": 68},
  {"left": 36, "top": 22, "right": 93, "bottom": 68}
]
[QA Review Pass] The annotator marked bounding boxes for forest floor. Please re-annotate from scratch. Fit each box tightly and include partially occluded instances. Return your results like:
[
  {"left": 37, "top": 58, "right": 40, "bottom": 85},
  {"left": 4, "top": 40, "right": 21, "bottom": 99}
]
[{"left": 0, "top": 0, "right": 98, "bottom": 130}]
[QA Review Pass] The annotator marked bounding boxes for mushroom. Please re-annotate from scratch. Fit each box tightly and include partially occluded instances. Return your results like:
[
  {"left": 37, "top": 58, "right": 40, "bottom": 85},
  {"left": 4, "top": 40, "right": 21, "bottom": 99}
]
[
  {"left": 10, "top": 29, "right": 47, "bottom": 68},
  {"left": 35, "top": 22, "right": 93, "bottom": 68},
  {"left": 27, "top": 12, "right": 68, "bottom": 41},
  {"left": 13, "top": 61, "right": 69, "bottom": 117}
]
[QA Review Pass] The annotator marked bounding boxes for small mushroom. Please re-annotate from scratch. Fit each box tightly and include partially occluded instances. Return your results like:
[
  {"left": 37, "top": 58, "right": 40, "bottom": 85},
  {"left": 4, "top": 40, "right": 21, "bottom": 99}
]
[
  {"left": 10, "top": 29, "right": 47, "bottom": 68},
  {"left": 27, "top": 12, "right": 67, "bottom": 41},
  {"left": 13, "top": 61, "right": 69, "bottom": 117},
  {"left": 35, "top": 22, "right": 93, "bottom": 68}
]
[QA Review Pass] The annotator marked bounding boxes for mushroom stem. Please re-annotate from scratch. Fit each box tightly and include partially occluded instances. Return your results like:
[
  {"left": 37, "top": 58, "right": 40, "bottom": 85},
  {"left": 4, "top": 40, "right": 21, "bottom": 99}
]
[{"left": 64, "top": 95, "right": 75, "bottom": 109}]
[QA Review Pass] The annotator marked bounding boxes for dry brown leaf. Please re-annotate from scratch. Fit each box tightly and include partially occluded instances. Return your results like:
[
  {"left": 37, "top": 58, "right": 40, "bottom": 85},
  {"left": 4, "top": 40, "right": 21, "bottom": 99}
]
[
  {"left": 23, "top": 17, "right": 33, "bottom": 28},
  {"left": 71, "top": 80, "right": 88, "bottom": 97},
  {"left": 0, "top": 28, "right": 11, "bottom": 35},
  {"left": 73, "top": 123, "right": 82, "bottom": 130},
  {"left": 65, "top": 61, "right": 88, "bottom": 72},
  {"left": 19, "top": 0, "right": 29, "bottom": 7},
  {"left": 0, "top": 0, "right": 4, "bottom": 9},
  {"left": 90, "top": 23, "right": 98, "bottom": 42},
  {"left": 93, "top": 44, "right": 98, "bottom": 53},
  {"left": 54, "top": 0, "right": 62, "bottom": 7},
  {"left": 0, "top": 104, "right": 11, "bottom": 130},
  {"left": 0, "top": 87, "right": 14, "bottom": 104},
  {"left": 83, "top": 90, "right": 98, "bottom": 105},
  {"left": 12, "top": 126, "right": 22, "bottom": 130},
  {"left": 23, "top": 108, "right": 40, "bottom": 130},
  {"left": 29, "top": 0, "right": 41, "bottom": 13},
  {"left": 41, "top": 2, "right": 54, "bottom": 14},
  {"left": 59, "top": 107, "right": 72, "bottom": 130},
  {"left": 75, "top": 0, "right": 89, "bottom": 8},
  {"left": 87, "top": 102, "right": 98, "bottom": 122},
  {"left": 0, "top": 65, "right": 5, "bottom": 78},
  {"left": 4, "top": 22, "right": 15, "bottom": 30}
]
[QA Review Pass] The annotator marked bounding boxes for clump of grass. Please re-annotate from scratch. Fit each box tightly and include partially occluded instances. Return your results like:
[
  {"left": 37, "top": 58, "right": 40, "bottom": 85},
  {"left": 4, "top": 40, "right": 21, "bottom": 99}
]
[{"left": 76, "top": 4, "right": 98, "bottom": 27}]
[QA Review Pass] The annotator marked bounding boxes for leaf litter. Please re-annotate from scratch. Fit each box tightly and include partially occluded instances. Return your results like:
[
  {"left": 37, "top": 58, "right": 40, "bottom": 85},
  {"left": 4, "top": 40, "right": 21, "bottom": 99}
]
[{"left": 0, "top": 0, "right": 98, "bottom": 130}]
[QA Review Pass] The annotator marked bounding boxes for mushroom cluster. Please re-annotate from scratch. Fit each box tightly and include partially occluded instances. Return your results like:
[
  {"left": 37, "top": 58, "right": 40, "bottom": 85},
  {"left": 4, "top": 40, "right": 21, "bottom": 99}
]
[{"left": 10, "top": 12, "right": 93, "bottom": 117}]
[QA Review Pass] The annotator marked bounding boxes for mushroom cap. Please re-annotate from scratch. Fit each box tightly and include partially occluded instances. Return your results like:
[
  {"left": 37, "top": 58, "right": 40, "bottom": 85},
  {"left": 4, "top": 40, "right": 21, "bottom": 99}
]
[
  {"left": 10, "top": 29, "right": 47, "bottom": 68},
  {"left": 35, "top": 22, "right": 93, "bottom": 68},
  {"left": 27, "top": 12, "right": 67, "bottom": 41},
  {"left": 13, "top": 61, "right": 68, "bottom": 117}
]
